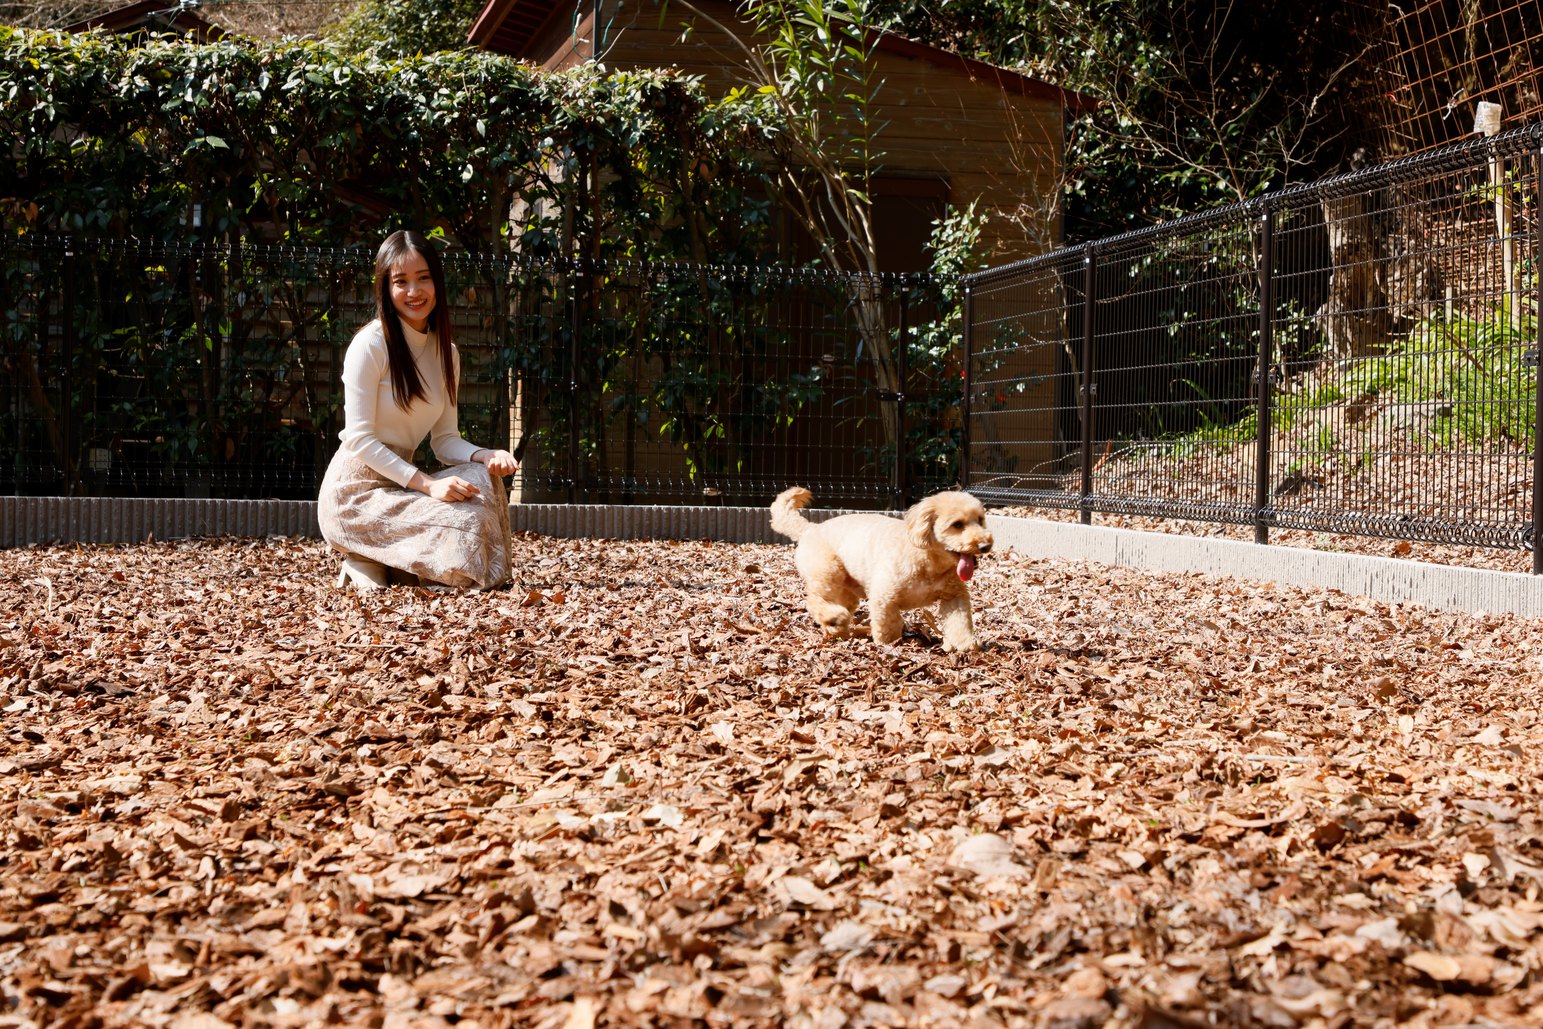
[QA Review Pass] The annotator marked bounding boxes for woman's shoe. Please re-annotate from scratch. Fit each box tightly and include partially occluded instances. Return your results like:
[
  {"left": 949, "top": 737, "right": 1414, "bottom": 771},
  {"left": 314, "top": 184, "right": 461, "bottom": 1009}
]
[{"left": 336, "top": 556, "right": 389, "bottom": 591}]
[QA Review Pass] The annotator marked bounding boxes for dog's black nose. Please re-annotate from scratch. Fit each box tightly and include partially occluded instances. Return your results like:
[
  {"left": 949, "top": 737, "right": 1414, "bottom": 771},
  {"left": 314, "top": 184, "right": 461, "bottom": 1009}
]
[{"left": 979, "top": 541, "right": 992, "bottom": 554}]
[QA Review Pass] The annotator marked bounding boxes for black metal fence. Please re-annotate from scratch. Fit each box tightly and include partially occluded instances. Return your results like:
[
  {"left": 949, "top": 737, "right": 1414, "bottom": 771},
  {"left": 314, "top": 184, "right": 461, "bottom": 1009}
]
[
  {"left": 2, "top": 237, "right": 953, "bottom": 509},
  {"left": 964, "top": 125, "right": 1543, "bottom": 567}
]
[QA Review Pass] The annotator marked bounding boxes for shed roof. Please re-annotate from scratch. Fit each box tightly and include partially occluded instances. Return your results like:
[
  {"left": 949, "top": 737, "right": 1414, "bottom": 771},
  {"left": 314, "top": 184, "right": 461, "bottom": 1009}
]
[
  {"left": 467, "top": 0, "right": 1095, "bottom": 110},
  {"left": 65, "top": 0, "right": 228, "bottom": 40}
]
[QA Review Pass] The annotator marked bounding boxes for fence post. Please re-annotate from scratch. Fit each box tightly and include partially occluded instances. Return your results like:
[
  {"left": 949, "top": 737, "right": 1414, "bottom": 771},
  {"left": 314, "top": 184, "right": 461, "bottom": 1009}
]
[
  {"left": 567, "top": 257, "right": 582, "bottom": 505},
  {"left": 1255, "top": 204, "right": 1274, "bottom": 546},
  {"left": 961, "top": 278, "right": 973, "bottom": 491},
  {"left": 1533, "top": 142, "right": 1543, "bottom": 574},
  {"left": 62, "top": 238, "right": 76, "bottom": 497},
  {"left": 1079, "top": 244, "right": 1096, "bottom": 525},
  {"left": 893, "top": 277, "right": 909, "bottom": 509}
]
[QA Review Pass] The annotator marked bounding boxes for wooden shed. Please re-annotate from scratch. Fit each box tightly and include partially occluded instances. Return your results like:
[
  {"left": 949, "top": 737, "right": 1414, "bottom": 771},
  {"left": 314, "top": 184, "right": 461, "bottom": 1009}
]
[
  {"left": 469, "top": 0, "right": 1092, "bottom": 270},
  {"left": 64, "top": 0, "right": 229, "bottom": 41}
]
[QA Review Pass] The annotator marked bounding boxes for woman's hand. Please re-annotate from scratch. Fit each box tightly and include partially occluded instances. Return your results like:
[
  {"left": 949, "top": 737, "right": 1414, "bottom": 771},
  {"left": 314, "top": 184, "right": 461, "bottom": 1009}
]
[
  {"left": 476, "top": 448, "right": 520, "bottom": 477},
  {"left": 425, "top": 475, "right": 480, "bottom": 503}
]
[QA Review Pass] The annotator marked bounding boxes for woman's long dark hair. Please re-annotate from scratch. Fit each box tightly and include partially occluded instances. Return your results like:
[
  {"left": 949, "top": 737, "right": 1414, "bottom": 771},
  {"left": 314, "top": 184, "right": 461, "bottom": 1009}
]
[{"left": 373, "top": 230, "right": 456, "bottom": 409}]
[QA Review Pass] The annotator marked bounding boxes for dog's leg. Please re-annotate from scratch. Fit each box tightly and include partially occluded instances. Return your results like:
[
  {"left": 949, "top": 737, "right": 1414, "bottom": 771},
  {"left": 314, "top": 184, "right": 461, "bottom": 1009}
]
[
  {"left": 806, "top": 590, "right": 857, "bottom": 637},
  {"left": 868, "top": 590, "right": 905, "bottom": 645},
  {"left": 796, "top": 539, "right": 863, "bottom": 638},
  {"left": 937, "top": 591, "right": 979, "bottom": 652}
]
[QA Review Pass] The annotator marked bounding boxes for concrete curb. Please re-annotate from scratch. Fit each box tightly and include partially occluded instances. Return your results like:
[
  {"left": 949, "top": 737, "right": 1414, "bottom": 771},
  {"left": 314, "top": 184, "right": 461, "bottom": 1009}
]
[
  {"left": 507, "top": 503, "right": 849, "bottom": 544},
  {"left": 988, "top": 517, "right": 1543, "bottom": 618},
  {"left": 1, "top": 496, "right": 320, "bottom": 546},
  {"left": 4, "top": 496, "right": 1539, "bottom": 617},
  {"left": 0, "top": 497, "right": 849, "bottom": 548}
]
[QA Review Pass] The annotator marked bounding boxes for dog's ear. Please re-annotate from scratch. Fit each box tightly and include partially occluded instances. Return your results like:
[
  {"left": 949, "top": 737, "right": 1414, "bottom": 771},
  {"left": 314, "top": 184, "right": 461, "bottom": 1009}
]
[{"left": 905, "top": 496, "right": 938, "bottom": 549}]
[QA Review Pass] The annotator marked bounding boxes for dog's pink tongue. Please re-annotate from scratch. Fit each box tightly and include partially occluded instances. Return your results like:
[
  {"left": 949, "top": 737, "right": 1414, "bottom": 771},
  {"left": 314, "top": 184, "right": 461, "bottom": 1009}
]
[{"left": 957, "top": 553, "right": 977, "bottom": 582}]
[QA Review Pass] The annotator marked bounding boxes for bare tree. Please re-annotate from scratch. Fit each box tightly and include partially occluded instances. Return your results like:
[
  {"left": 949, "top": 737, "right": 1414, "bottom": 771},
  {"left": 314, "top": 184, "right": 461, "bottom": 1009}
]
[
  {"left": 200, "top": 1, "right": 357, "bottom": 39},
  {"left": 0, "top": 0, "right": 357, "bottom": 38},
  {"left": 1, "top": 1, "right": 122, "bottom": 27}
]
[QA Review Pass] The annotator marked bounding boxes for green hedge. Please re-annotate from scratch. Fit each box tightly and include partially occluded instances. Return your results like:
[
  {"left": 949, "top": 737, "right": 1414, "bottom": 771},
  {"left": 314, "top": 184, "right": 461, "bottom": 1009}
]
[{"left": 0, "top": 28, "right": 774, "bottom": 261}]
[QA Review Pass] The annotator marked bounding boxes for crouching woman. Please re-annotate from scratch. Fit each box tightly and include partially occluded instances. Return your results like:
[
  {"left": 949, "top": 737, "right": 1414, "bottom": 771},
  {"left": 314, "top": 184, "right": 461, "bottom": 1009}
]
[{"left": 319, "top": 229, "right": 518, "bottom": 590}]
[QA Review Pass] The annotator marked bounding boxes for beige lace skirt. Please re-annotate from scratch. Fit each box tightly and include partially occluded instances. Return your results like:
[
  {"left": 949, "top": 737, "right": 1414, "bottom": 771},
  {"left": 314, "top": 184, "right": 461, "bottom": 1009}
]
[{"left": 318, "top": 446, "right": 511, "bottom": 590}]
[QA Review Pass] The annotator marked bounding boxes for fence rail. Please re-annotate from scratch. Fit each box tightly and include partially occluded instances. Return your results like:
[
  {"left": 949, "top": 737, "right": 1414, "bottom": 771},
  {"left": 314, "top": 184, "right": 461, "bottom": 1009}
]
[
  {"left": 964, "top": 124, "right": 1543, "bottom": 568},
  {"left": 2, "top": 238, "right": 953, "bottom": 511}
]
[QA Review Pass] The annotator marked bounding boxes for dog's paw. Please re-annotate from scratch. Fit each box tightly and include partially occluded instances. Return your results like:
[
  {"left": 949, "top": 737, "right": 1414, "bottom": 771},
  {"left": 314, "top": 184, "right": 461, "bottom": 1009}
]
[
  {"left": 941, "top": 635, "right": 981, "bottom": 653},
  {"left": 818, "top": 616, "right": 854, "bottom": 637}
]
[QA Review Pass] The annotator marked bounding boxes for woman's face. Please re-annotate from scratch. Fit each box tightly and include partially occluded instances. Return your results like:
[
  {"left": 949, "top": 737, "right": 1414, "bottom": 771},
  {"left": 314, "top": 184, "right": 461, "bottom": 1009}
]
[{"left": 388, "top": 252, "right": 435, "bottom": 333}]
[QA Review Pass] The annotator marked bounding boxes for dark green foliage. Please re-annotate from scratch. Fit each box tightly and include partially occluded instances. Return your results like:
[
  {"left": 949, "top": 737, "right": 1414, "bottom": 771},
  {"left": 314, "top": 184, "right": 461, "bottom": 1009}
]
[
  {"left": 871, "top": 0, "right": 1382, "bottom": 238},
  {"left": 0, "top": 24, "right": 970, "bottom": 502},
  {"left": 0, "top": 29, "right": 806, "bottom": 496},
  {"left": 0, "top": 28, "right": 773, "bottom": 257},
  {"left": 330, "top": 0, "right": 487, "bottom": 57}
]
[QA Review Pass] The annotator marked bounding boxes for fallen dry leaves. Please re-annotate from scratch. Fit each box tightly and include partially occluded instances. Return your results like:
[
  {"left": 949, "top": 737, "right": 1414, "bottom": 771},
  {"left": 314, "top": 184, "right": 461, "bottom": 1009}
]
[{"left": 3, "top": 531, "right": 1543, "bottom": 1028}]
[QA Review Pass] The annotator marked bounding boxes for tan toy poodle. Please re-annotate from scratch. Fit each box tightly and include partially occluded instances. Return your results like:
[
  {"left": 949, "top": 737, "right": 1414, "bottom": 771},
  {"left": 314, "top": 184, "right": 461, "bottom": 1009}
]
[{"left": 770, "top": 486, "right": 993, "bottom": 651}]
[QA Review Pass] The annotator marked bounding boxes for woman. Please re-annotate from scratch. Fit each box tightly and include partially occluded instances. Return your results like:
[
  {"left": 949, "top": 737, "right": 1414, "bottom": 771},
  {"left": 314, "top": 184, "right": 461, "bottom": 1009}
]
[{"left": 318, "top": 230, "right": 518, "bottom": 590}]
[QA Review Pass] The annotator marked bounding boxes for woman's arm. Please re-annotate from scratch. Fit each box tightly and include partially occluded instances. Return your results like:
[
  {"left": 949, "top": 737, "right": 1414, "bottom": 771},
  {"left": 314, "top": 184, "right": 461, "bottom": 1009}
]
[
  {"left": 337, "top": 324, "right": 421, "bottom": 488},
  {"left": 428, "top": 345, "right": 482, "bottom": 468},
  {"left": 414, "top": 345, "right": 516, "bottom": 498},
  {"left": 427, "top": 347, "right": 519, "bottom": 476}
]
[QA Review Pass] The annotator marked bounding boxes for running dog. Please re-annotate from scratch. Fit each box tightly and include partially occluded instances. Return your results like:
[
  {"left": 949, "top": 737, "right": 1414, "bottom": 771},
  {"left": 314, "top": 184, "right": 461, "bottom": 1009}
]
[{"left": 770, "top": 487, "right": 992, "bottom": 651}]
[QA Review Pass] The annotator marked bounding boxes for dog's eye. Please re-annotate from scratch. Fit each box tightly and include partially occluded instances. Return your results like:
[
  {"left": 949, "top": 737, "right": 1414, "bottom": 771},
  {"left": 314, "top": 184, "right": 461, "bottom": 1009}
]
[{"left": 951, "top": 520, "right": 965, "bottom": 529}]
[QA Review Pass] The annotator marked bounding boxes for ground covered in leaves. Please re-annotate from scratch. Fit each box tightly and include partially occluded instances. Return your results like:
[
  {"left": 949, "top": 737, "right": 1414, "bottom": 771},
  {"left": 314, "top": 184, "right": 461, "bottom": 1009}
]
[{"left": 3, "top": 531, "right": 1543, "bottom": 1028}]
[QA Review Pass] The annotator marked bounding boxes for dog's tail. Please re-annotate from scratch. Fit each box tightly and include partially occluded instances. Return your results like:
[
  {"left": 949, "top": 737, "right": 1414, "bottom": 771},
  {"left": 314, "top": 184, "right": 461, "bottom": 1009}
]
[{"left": 770, "top": 486, "right": 815, "bottom": 541}]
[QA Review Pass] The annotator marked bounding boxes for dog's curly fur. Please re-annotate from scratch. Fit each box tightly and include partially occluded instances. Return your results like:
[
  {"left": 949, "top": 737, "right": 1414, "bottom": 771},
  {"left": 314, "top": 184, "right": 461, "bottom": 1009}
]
[{"left": 770, "top": 486, "right": 993, "bottom": 651}]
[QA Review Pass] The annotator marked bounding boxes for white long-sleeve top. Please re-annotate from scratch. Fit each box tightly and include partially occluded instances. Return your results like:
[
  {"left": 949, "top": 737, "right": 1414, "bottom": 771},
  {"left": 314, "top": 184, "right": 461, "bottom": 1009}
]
[{"left": 337, "top": 319, "right": 480, "bottom": 487}]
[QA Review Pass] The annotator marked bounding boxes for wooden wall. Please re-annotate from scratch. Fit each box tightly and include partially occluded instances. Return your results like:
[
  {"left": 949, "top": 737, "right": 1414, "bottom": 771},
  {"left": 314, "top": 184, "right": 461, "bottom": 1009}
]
[{"left": 540, "top": 0, "right": 1067, "bottom": 269}]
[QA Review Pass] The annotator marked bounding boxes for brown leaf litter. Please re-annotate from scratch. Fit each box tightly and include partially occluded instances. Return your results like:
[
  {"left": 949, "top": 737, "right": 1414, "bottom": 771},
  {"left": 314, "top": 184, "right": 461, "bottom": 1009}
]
[{"left": 2, "top": 531, "right": 1542, "bottom": 1027}]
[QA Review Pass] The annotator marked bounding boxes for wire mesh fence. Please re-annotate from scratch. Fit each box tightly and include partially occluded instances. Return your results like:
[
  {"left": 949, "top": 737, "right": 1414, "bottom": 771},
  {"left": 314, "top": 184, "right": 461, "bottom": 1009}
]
[
  {"left": 1, "top": 238, "right": 953, "bottom": 510},
  {"left": 1374, "top": 0, "right": 1543, "bottom": 157},
  {"left": 964, "top": 124, "right": 1542, "bottom": 563}
]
